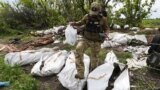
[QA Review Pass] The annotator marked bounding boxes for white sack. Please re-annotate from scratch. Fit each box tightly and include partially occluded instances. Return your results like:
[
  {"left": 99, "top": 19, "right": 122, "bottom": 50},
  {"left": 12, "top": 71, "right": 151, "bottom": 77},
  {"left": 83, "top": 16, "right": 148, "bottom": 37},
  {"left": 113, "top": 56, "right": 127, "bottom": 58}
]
[
  {"left": 104, "top": 50, "right": 119, "bottom": 63},
  {"left": 65, "top": 25, "right": 77, "bottom": 45},
  {"left": 53, "top": 26, "right": 65, "bottom": 34},
  {"left": 112, "top": 33, "right": 131, "bottom": 45},
  {"left": 87, "top": 63, "right": 114, "bottom": 90},
  {"left": 126, "top": 57, "right": 147, "bottom": 70},
  {"left": 113, "top": 68, "right": 130, "bottom": 90},
  {"left": 87, "top": 63, "right": 130, "bottom": 90},
  {"left": 133, "top": 35, "right": 148, "bottom": 44},
  {"left": 4, "top": 48, "right": 55, "bottom": 66},
  {"left": 101, "top": 40, "right": 121, "bottom": 48},
  {"left": 31, "top": 50, "right": 68, "bottom": 76},
  {"left": 58, "top": 52, "right": 90, "bottom": 90}
]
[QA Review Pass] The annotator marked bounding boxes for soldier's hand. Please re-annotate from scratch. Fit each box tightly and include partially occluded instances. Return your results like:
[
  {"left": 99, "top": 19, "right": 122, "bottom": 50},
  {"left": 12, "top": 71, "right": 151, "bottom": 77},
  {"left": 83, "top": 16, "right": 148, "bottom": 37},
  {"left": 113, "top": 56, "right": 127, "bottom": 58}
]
[{"left": 105, "top": 33, "right": 109, "bottom": 40}]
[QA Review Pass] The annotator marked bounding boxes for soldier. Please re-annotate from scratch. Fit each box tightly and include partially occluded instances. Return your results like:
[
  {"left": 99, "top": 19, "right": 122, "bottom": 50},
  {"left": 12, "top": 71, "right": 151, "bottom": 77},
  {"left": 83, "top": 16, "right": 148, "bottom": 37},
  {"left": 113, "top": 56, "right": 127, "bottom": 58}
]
[{"left": 70, "top": 2, "right": 110, "bottom": 79}]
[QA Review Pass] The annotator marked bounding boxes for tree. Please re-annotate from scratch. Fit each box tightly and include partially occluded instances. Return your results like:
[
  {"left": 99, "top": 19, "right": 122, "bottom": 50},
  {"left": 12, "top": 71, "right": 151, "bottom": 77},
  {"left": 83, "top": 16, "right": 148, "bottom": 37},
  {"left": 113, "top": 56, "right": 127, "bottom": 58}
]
[{"left": 114, "top": 0, "right": 155, "bottom": 27}]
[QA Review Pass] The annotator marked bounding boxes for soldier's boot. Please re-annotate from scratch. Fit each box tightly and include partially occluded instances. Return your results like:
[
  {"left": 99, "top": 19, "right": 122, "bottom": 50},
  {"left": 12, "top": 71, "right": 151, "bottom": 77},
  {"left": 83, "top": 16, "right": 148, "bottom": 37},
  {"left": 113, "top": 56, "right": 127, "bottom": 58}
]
[
  {"left": 74, "top": 51, "right": 85, "bottom": 79},
  {"left": 75, "top": 72, "right": 84, "bottom": 79}
]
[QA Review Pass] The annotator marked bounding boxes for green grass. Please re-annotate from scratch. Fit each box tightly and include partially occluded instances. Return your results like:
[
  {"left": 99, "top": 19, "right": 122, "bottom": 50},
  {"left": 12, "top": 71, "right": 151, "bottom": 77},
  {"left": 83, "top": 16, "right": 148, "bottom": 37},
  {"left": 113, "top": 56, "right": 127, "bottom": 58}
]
[
  {"left": 0, "top": 29, "right": 34, "bottom": 44},
  {"left": 0, "top": 55, "right": 37, "bottom": 90},
  {"left": 131, "top": 67, "right": 157, "bottom": 90},
  {"left": 142, "top": 19, "right": 160, "bottom": 28},
  {"left": 114, "top": 51, "right": 132, "bottom": 63}
]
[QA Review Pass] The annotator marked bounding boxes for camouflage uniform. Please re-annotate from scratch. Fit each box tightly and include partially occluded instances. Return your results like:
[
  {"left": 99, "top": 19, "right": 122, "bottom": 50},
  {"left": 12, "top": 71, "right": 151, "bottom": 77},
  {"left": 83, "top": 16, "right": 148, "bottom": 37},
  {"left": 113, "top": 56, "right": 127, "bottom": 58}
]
[{"left": 71, "top": 2, "right": 109, "bottom": 79}]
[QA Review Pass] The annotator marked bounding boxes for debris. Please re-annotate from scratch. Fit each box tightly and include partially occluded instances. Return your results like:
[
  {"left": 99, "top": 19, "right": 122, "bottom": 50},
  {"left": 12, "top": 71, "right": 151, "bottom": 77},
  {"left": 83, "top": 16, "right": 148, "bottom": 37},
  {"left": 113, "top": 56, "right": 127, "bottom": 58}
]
[{"left": 0, "top": 82, "right": 10, "bottom": 87}]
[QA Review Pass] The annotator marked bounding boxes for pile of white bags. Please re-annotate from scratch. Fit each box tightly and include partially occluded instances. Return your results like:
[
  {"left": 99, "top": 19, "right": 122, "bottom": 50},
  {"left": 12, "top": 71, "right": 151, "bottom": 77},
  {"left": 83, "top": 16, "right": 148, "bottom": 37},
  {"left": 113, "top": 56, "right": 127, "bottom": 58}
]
[
  {"left": 58, "top": 52, "right": 90, "bottom": 90},
  {"left": 4, "top": 48, "right": 55, "bottom": 66},
  {"left": 101, "top": 32, "right": 148, "bottom": 48},
  {"left": 87, "top": 63, "right": 130, "bottom": 90},
  {"left": 33, "top": 26, "right": 65, "bottom": 35},
  {"left": 65, "top": 25, "right": 77, "bottom": 46},
  {"left": 31, "top": 50, "right": 68, "bottom": 76},
  {"left": 87, "top": 51, "right": 130, "bottom": 90}
]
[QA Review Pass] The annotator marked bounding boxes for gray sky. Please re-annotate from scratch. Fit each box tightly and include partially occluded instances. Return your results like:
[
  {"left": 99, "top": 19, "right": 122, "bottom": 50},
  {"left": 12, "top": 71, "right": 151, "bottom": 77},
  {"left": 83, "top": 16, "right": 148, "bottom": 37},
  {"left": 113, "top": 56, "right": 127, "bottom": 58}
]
[
  {"left": 150, "top": 0, "right": 160, "bottom": 18},
  {"left": 5, "top": 0, "right": 160, "bottom": 19}
]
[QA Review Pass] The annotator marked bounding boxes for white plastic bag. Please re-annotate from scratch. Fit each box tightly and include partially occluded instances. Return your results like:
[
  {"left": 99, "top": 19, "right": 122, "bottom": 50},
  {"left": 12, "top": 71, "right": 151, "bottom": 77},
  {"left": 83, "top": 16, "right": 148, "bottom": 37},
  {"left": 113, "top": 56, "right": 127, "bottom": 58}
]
[
  {"left": 4, "top": 48, "right": 55, "bottom": 66},
  {"left": 58, "top": 52, "right": 90, "bottom": 90},
  {"left": 65, "top": 25, "right": 77, "bottom": 45},
  {"left": 31, "top": 50, "right": 68, "bottom": 76}
]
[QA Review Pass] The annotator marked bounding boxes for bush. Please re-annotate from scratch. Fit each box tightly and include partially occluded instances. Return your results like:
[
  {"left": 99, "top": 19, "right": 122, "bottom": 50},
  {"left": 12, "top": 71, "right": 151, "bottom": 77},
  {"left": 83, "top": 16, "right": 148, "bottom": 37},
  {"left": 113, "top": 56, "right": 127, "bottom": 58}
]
[
  {"left": 0, "top": 55, "right": 37, "bottom": 90},
  {"left": 0, "top": 0, "right": 66, "bottom": 30}
]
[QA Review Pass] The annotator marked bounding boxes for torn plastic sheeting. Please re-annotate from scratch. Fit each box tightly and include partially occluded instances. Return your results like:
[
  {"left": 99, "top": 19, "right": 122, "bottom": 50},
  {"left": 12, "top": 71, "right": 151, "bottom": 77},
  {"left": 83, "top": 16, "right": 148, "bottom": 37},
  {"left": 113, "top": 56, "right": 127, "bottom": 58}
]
[
  {"left": 65, "top": 25, "right": 77, "bottom": 46},
  {"left": 31, "top": 50, "right": 69, "bottom": 76},
  {"left": 123, "top": 46, "right": 149, "bottom": 55},
  {"left": 4, "top": 48, "right": 55, "bottom": 66},
  {"left": 126, "top": 58, "right": 147, "bottom": 69},
  {"left": 57, "top": 52, "right": 90, "bottom": 90},
  {"left": 124, "top": 46, "right": 149, "bottom": 69},
  {"left": 104, "top": 50, "right": 119, "bottom": 64},
  {"left": 87, "top": 63, "right": 130, "bottom": 90}
]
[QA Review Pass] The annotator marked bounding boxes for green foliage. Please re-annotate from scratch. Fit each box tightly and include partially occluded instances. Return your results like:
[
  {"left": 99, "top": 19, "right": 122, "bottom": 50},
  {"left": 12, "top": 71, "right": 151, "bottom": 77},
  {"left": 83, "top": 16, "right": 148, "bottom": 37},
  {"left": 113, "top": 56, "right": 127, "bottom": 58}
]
[
  {"left": 142, "top": 19, "right": 160, "bottom": 28},
  {"left": 114, "top": 0, "right": 155, "bottom": 27},
  {"left": 131, "top": 68, "right": 157, "bottom": 90},
  {"left": 0, "top": 55, "right": 37, "bottom": 90},
  {"left": 62, "top": 44, "right": 76, "bottom": 51},
  {"left": 114, "top": 51, "right": 132, "bottom": 63},
  {"left": 0, "top": 0, "right": 157, "bottom": 31},
  {"left": 0, "top": 0, "right": 66, "bottom": 30}
]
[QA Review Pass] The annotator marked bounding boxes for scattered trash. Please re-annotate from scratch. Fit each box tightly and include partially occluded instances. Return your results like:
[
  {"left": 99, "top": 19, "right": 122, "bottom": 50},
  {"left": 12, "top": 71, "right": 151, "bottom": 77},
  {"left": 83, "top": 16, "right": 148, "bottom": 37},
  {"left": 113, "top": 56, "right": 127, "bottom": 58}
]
[{"left": 124, "top": 46, "right": 149, "bottom": 69}]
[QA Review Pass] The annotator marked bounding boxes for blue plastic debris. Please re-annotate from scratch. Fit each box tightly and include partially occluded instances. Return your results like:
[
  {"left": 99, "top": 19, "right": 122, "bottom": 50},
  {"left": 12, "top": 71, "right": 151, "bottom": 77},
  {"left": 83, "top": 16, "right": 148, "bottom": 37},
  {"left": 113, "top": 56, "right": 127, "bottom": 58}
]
[{"left": 0, "top": 82, "right": 10, "bottom": 87}]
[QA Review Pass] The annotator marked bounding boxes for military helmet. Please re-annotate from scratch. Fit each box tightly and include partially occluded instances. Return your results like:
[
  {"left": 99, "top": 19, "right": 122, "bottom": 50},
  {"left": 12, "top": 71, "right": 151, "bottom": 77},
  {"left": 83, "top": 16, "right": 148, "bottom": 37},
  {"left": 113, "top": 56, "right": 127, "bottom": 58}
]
[{"left": 90, "top": 2, "right": 101, "bottom": 15}]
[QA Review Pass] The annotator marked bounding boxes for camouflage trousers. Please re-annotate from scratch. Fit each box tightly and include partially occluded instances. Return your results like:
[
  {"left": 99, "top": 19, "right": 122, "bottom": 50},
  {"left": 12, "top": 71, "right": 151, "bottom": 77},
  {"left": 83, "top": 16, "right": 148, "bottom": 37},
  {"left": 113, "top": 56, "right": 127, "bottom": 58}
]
[{"left": 74, "top": 38, "right": 101, "bottom": 77}]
